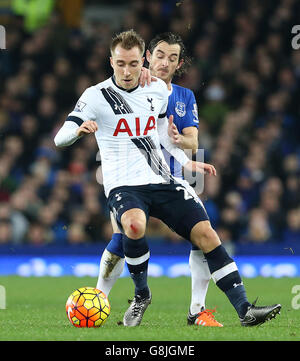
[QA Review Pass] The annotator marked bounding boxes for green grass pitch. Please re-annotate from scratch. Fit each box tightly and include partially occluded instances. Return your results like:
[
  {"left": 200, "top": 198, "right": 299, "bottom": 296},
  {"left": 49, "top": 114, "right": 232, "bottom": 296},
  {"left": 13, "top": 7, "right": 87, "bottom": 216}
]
[{"left": 0, "top": 276, "right": 299, "bottom": 341}]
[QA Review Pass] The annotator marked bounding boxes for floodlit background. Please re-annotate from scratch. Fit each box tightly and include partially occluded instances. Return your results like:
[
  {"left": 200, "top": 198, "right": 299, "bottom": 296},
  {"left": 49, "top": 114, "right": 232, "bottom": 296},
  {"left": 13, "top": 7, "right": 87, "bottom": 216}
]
[{"left": 0, "top": 0, "right": 299, "bottom": 278}]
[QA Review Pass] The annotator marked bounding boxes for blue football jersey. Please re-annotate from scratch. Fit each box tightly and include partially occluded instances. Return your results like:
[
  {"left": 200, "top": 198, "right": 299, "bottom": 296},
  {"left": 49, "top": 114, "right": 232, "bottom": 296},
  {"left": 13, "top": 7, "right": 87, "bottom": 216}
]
[{"left": 161, "top": 83, "right": 199, "bottom": 178}]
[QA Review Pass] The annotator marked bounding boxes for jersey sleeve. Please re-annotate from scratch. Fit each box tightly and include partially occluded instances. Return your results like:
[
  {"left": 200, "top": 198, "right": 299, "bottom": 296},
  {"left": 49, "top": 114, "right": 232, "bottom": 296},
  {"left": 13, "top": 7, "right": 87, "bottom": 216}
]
[
  {"left": 54, "top": 86, "right": 98, "bottom": 147},
  {"left": 182, "top": 90, "right": 199, "bottom": 129},
  {"left": 68, "top": 86, "right": 98, "bottom": 122},
  {"left": 158, "top": 78, "right": 169, "bottom": 118},
  {"left": 157, "top": 116, "right": 189, "bottom": 166}
]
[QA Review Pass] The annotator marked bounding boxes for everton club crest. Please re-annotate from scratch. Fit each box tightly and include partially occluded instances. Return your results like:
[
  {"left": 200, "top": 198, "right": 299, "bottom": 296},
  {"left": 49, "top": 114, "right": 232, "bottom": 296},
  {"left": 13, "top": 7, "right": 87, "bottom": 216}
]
[{"left": 175, "top": 101, "right": 186, "bottom": 117}]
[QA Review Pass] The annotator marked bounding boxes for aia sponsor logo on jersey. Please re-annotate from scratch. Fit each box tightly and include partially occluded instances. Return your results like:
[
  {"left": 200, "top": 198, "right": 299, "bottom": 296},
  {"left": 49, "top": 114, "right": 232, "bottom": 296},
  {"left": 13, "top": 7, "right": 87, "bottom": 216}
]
[{"left": 113, "top": 116, "right": 156, "bottom": 136}]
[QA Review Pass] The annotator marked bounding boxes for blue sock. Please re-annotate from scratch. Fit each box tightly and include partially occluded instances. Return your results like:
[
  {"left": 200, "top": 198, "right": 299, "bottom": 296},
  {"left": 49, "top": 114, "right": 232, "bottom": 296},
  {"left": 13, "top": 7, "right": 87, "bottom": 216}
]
[
  {"left": 106, "top": 233, "right": 124, "bottom": 258},
  {"left": 204, "top": 245, "right": 250, "bottom": 318}
]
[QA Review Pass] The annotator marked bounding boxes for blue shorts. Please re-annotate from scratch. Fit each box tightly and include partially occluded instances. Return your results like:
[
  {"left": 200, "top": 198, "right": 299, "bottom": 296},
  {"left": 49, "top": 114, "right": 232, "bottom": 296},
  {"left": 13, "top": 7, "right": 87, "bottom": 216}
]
[{"left": 107, "top": 183, "right": 209, "bottom": 241}]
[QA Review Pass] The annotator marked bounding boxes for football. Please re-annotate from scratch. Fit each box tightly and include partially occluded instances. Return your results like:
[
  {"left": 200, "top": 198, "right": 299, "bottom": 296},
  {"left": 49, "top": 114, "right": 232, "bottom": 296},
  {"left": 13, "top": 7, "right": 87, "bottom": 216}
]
[{"left": 66, "top": 287, "right": 110, "bottom": 327}]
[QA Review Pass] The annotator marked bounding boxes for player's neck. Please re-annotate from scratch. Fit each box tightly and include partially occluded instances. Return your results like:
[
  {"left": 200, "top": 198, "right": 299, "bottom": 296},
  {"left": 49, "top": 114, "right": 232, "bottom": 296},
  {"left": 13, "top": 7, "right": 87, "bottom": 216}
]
[{"left": 166, "top": 81, "right": 172, "bottom": 91}]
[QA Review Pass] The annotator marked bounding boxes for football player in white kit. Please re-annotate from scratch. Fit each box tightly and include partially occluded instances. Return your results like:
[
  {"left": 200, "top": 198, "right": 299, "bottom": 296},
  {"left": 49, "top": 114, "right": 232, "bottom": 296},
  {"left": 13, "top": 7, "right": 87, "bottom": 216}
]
[
  {"left": 97, "top": 32, "right": 223, "bottom": 327},
  {"left": 54, "top": 30, "right": 281, "bottom": 327}
]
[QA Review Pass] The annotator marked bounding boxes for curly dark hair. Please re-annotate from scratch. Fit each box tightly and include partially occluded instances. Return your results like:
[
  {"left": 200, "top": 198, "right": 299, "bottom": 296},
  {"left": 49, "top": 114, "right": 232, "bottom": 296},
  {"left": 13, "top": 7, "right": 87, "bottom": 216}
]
[{"left": 147, "top": 32, "right": 192, "bottom": 77}]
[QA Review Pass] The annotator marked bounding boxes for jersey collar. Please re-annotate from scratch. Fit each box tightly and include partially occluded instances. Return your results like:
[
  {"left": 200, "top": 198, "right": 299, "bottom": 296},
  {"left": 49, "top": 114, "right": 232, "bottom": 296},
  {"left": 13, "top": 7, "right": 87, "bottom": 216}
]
[{"left": 111, "top": 75, "right": 140, "bottom": 93}]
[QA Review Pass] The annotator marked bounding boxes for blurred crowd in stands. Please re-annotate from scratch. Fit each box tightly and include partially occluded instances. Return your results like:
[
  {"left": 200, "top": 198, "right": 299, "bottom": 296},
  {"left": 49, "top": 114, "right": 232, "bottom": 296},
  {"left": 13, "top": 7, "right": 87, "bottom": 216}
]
[{"left": 0, "top": 0, "right": 299, "bottom": 247}]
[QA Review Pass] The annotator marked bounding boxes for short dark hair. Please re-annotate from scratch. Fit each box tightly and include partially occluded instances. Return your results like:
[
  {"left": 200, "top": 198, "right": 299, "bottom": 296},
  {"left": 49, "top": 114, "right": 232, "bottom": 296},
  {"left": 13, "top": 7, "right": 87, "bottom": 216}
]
[
  {"left": 110, "top": 29, "right": 145, "bottom": 56},
  {"left": 147, "top": 32, "right": 192, "bottom": 76}
]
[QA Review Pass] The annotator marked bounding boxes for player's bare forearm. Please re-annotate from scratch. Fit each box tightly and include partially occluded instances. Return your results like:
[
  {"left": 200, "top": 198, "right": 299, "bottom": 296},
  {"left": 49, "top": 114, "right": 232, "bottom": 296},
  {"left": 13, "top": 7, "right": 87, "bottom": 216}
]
[
  {"left": 185, "top": 160, "right": 217, "bottom": 176},
  {"left": 178, "top": 132, "right": 198, "bottom": 154},
  {"left": 168, "top": 118, "right": 198, "bottom": 154}
]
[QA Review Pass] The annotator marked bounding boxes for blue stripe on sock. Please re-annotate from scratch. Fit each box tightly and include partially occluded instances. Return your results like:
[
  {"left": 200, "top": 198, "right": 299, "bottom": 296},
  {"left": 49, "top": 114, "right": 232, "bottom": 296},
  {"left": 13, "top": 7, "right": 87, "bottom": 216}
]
[{"left": 106, "top": 233, "right": 124, "bottom": 258}]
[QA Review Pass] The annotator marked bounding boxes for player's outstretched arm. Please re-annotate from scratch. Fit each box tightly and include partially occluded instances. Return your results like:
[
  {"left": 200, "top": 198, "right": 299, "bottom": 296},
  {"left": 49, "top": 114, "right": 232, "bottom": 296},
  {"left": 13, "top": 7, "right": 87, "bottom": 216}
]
[
  {"left": 184, "top": 160, "right": 217, "bottom": 176},
  {"left": 158, "top": 115, "right": 217, "bottom": 176},
  {"left": 54, "top": 119, "right": 98, "bottom": 147}
]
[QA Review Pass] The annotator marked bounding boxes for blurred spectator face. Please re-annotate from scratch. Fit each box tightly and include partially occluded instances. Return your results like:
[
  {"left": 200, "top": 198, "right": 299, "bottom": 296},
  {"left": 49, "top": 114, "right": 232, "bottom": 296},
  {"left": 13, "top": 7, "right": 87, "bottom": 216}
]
[
  {"left": 67, "top": 224, "right": 88, "bottom": 244},
  {"left": 54, "top": 57, "right": 71, "bottom": 78},
  {"left": 147, "top": 41, "right": 183, "bottom": 84},
  {"left": 263, "top": 177, "right": 283, "bottom": 197},
  {"left": 260, "top": 192, "right": 280, "bottom": 214},
  {"left": 110, "top": 44, "right": 144, "bottom": 90},
  {"left": 50, "top": 186, "right": 70, "bottom": 203},
  {"left": 21, "top": 115, "right": 38, "bottom": 136},
  {"left": 225, "top": 191, "right": 243, "bottom": 210},
  {"left": 38, "top": 206, "right": 58, "bottom": 227},
  {"left": 70, "top": 208, "right": 89, "bottom": 226},
  {"left": 37, "top": 96, "right": 56, "bottom": 118},
  {"left": 0, "top": 220, "right": 12, "bottom": 244},
  {"left": 193, "top": 37, "right": 212, "bottom": 60},
  {"left": 283, "top": 154, "right": 299, "bottom": 175},
  {"left": 86, "top": 54, "right": 102, "bottom": 74},
  {"left": 41, "top": 74, "right": 58, "bottom": 95},
  {"left": 0, "top": 202, "right": 11, "bottom": 219},
  {"left": 30, "top": 158, "right": 51, "bottom": 183},
  {"left": 248, "top": 208, "right": 271, "bottom": 242},
  {"left": 286, "top": 209, "right": 300, "bottom": 231},
  {"left": 3, "top": 136, "right": 23, "bottom": 159},
  {"left": 10, "top": 191, "right": 28, "bottom": 212},
  {"left": 147, "top": 0, "right": 162, "bottom": 17},
  {"left": 26, "top": 223, "right": 49, "bottom": 245},
  {"left": 85, "top": 198, "right": 101, "bottom": 215}
]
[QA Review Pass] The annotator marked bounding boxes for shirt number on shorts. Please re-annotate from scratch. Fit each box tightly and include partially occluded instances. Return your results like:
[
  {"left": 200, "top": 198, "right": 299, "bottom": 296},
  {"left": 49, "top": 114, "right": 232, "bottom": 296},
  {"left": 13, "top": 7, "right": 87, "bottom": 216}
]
[{"left": 176, "top": 186, "right": 194, "bottom": 201}]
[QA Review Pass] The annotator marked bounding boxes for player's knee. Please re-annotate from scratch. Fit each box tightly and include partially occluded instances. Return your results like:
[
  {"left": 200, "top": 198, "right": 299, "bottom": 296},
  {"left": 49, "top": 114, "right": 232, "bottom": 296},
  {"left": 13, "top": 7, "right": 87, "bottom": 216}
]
[
  {"left": 121, "top": 210, "right": 146, "bottom": 239},
  {"left": 191, "top": 221, "right": 221, "bottom": 253},
  {"left": 124, "top": 219, "right": 146, "bottom": 239}
]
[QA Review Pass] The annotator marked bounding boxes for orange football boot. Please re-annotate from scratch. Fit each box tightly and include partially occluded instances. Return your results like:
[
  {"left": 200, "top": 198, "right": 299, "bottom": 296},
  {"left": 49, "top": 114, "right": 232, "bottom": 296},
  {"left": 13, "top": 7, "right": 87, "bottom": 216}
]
[{"left": 187, "top": 308, "right": 223, "bottom": 327}]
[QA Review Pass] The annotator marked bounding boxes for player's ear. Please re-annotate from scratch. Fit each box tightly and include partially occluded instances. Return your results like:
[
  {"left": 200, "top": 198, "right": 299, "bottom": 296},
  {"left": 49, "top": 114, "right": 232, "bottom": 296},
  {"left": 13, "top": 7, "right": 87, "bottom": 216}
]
[
  {"left": 110, "top": 57, "right": 114, "bottom": 68},
  {"left": 141, "top": 57, "right": 145, "bottom": 65},
  {"left": 176, "top": 58, "right": 184, "bottom": 70},
  {"left": 145, "top": 50, "right": 151, "bottom": 63}
]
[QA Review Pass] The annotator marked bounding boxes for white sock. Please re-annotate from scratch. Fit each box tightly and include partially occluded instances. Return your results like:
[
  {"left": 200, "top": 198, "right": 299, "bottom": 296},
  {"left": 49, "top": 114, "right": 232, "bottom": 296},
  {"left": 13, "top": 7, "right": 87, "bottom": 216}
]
[
  {"left": 96, "top": 249, "right": 125, "bottom": 297},
  {"left": 189, "top": 249, "right": 211, "bottom": 315}
]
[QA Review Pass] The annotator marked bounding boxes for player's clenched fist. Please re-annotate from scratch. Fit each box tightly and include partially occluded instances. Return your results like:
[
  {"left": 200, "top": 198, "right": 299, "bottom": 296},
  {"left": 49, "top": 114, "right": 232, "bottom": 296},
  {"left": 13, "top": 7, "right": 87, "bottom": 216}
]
[{"left": 76, "top": 120, "right": 98, "bottom": 137}]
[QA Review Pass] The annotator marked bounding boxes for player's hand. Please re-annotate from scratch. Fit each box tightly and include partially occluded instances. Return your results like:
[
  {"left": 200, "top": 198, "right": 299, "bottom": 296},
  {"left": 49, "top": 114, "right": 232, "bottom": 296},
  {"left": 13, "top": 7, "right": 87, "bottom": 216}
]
[
  {"left": 168, "top": 115, "right": 182, "bottom": 146},
  {"left": 184, "top": 160, "right": 217, "bottom": 176},
  {"left": 139, "top": 67, "right": 157, "bottom": 87},
  {"left": 76, "top": 120, "right": 98, "bottom": 137}
]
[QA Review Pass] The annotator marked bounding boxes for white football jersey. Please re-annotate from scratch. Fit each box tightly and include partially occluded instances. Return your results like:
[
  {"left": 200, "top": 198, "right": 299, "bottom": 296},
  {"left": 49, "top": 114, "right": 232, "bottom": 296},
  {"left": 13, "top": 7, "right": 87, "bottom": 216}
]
[{"left": 66, "top": 76, "right": 188, "bottom": 196}]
